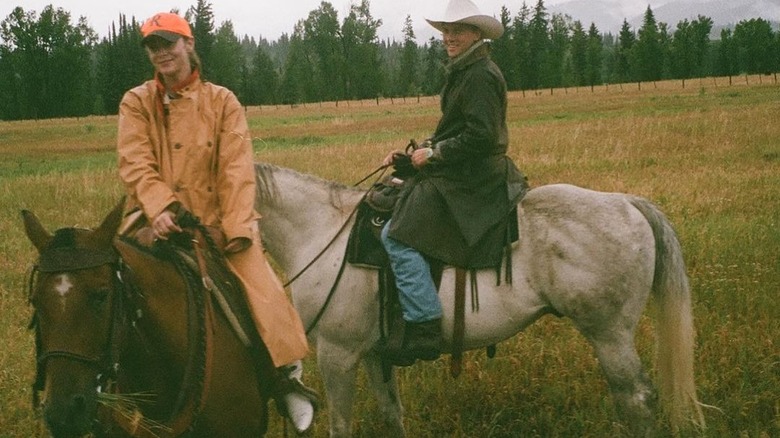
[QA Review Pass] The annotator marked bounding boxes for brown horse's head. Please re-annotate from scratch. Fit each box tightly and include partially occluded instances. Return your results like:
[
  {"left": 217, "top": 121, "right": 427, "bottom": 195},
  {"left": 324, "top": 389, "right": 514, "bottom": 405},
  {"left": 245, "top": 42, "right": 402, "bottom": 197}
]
[{"left": 22, "top": 202, "right": 123, "bottom": 438}]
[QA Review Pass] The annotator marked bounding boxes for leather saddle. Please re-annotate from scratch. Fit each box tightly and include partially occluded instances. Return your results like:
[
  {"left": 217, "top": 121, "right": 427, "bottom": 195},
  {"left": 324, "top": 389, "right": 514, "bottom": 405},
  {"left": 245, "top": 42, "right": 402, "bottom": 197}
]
[
  {"left": 346, "top": 187, "right": 521, "bottom": 377},
  {"left": 130, "top": 224, "right": 256, "bottom": 348}
]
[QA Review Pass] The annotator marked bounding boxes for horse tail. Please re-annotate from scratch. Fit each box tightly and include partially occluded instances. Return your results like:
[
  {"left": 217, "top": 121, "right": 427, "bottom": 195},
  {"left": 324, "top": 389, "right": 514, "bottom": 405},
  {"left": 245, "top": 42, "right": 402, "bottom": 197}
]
[{"left": 628, "top": 196, "right": 706, "bottom": 432}]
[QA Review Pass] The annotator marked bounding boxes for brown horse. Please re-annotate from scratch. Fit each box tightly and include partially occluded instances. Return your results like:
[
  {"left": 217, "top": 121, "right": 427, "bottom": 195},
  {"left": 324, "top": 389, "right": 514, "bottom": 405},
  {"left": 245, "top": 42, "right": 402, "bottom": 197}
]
[{"left": 22, "top": 202, "right": 273, "bottom": 437}]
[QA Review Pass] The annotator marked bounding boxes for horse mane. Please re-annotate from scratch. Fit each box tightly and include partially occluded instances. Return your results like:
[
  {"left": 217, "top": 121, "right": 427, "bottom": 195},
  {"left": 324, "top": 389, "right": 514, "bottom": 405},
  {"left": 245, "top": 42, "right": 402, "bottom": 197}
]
[{"left": 254, "top": 161, "right": 361, "bottom": 212}]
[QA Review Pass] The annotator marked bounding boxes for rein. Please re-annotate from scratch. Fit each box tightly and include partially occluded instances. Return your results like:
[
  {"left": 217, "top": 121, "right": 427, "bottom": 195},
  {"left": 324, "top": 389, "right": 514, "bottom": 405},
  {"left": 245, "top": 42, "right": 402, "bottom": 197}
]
[
  {"left": 103, "top": 237, "right": 214, "bottom": 438},
  {"left": 28, "top": 235, "right": 215, "bottom": 437},
  {"left": 153, "top": 231, "right": 215, "bottom": 437},
  {"left": 283, "top": 164, "right": 387, "bottom": 287},
  {"left": 280, "top": 165, "right": 388, "bottom": 335}
]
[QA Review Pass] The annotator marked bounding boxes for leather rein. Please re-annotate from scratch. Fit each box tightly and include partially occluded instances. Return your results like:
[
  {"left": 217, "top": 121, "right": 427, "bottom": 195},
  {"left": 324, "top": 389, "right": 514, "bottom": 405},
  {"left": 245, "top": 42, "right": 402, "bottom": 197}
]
[
  {"left": 282, "top": 164, "right": 389, "bottom": 334},
  {"left": 28, "top": 233, "right": 214, "bottom": 437}
]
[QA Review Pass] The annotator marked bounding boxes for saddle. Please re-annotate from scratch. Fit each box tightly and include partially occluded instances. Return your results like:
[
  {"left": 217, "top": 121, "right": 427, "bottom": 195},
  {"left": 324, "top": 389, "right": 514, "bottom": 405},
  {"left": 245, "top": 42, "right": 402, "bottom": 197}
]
[
  {"left": 346, "top": 171, "right": 521, "bottom": 377},
  {"left": 131, "top": 222, "right": 255, "bottom": 348}
]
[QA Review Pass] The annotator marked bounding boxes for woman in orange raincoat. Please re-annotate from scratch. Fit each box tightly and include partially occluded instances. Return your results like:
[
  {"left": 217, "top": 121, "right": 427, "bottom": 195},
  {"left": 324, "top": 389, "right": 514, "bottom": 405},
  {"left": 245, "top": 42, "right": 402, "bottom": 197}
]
[{"left": 116, "top": 12, "right": 316, "bottom": 434}]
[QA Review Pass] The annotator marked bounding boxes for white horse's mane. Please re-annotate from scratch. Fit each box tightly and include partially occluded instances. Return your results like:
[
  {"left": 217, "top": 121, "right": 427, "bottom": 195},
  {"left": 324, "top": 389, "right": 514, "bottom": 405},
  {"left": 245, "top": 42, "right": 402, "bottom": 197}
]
[{"left": 254, "top": 161, "right": 361, "bottom": 210}]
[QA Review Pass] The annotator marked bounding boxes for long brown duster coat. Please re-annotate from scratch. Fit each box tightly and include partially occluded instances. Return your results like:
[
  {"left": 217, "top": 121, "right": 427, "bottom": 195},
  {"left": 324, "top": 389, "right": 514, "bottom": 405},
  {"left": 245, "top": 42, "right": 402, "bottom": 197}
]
[
  {"left": 117, "top": 77, "right": 308, "bottom": 367},
  {"left": 388, "top": 42, "right": 527, "bottom": 268}
]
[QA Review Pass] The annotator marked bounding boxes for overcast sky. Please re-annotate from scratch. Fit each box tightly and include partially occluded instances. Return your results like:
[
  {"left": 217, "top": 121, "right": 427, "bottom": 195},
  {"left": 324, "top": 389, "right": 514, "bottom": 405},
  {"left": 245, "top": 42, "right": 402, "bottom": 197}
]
[{"left": 5, "top": 0, "right": 583, "bottom": 42}]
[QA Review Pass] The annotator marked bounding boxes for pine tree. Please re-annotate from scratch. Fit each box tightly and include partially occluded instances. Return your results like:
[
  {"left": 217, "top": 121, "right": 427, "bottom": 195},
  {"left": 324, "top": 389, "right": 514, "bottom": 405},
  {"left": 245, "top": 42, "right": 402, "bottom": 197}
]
[
  {"left": 585, "top": 23, "right": 603, "bottom": 87},
  {"left": 188, "top": 0, "right": 215, "bottom": 79},
  {"left": 396, "top": 15, "right": 418, "bottom": 96},
  {"left": 733, "top": 18, "right": 776, "bottom": 74},
  {"left": 614, "top": 20, "right": 636, "bottom": 83},
  {"left": 421, "top": 37, "right": 445, "bottom": 95},
  {"left": 209, "top": 20, "right": 243, "bottom": 93},
  {"left": 248, "top": 46, "right": 279, "bottom": 105},
  {"left": 341, "top": 0, "right": 383, "bottom": 99},
  {"left": 492, "top": 7, "right": 517, "bottom": 89},
  {"left": 633, "top": 6, "right": 664, "bottom": 82},
  {"left": 570, "top": 21, "right": 588, "bottom": 86}
]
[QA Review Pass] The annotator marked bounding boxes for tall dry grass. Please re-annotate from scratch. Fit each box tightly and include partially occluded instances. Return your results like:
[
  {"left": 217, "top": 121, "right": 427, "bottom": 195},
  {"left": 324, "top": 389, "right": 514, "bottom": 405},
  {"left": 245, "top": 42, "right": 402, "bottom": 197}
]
[{"left": 0, "top": 77, "right": 778, "bottom": 437}]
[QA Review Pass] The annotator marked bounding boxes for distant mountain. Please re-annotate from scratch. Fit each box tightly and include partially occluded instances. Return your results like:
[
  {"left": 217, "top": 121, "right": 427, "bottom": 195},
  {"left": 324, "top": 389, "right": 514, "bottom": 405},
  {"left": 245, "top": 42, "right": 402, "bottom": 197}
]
[{"left": 549, "top": 0, "right": 780, "bottom": 36}]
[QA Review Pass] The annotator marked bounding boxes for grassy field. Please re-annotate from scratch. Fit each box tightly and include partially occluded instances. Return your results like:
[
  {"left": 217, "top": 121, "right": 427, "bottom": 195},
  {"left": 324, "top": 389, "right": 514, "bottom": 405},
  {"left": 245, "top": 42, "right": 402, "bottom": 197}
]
[{"left": 1, "top": 76, "right": 778, "bottom": 437}]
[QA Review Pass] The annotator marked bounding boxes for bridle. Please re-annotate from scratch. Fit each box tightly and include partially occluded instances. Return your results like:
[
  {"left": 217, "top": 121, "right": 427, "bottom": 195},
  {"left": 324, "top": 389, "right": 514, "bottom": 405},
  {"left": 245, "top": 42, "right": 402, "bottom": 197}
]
[
  {"left": 27, "top": 243, "right": 126, "bottom": 409},
  {"left": 28, "top": 232, "right": 214, "bottom": 437}
]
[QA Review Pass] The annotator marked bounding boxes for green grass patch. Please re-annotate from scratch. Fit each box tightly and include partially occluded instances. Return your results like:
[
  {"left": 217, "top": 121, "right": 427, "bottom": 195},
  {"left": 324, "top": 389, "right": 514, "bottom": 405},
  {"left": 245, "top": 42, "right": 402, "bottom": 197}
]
[{"left": 1, "top": 78, "right": 778, "bottom": 437}]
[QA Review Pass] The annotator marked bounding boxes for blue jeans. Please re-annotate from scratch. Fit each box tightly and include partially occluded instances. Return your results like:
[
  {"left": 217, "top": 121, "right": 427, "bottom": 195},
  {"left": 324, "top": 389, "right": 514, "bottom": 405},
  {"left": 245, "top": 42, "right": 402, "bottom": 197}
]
[{"left": 381, "top": 220, "right": 442, "bottom": 323}]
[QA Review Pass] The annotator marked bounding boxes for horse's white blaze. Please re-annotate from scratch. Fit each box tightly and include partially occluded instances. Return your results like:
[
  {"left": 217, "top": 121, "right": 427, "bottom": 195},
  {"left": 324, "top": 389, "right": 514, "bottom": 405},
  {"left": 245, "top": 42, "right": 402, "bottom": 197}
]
[
  {"left": 54, "top": 274, "right": 73, "bottom": 297},
  {"left": 54, "top": 274, "right": 73, "bottom": 312}
]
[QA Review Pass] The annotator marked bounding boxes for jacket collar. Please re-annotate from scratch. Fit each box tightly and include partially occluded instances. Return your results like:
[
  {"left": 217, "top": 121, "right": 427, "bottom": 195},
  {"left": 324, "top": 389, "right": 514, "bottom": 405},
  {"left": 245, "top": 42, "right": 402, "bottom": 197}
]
[
  {"left": 155, "top": 68, "right": 200, "bottom": 98},
  {"left": 445, "top": 40, "right": 490, "bottom": 74},
  {"left": 154, "top": 69, "right": 200, "bottom": 129}
]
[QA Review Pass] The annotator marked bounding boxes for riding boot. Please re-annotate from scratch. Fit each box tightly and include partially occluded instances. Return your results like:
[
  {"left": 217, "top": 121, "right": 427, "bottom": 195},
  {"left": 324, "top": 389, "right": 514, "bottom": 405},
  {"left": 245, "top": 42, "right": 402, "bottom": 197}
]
[
  {"left": 272, "top": 361, "right": 319, "bottom": 435},
  {"left": 403, "top": 318, "right": 442, "bottom": 361}
]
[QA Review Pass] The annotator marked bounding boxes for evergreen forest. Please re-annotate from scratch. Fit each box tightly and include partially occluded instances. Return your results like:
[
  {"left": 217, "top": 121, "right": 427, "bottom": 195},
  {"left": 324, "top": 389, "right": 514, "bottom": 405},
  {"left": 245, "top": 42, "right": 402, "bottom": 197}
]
[{"left": 1, "top": 0, "right": 778, "bottom": 120}]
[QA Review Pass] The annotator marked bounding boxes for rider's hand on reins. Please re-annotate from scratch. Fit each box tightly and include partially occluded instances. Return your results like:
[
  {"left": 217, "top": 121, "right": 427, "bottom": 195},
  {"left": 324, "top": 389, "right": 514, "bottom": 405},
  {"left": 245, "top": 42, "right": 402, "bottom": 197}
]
[
  {"left": 382, "top": 149, "right": 403, "bottom": 167},
  {"left": 410, "top": 147, "right": 433, "bottom": 169},
  {"left": 384, "top": 138, "right": 433, "bottom": 170},
  {"left": 152, "top": 209, "right": 183, "bottom": 240}
]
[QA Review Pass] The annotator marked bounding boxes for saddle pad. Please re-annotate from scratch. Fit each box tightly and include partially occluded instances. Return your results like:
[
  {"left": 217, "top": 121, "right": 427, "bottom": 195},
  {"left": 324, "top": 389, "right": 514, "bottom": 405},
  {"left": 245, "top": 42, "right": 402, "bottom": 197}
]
[
  {"left": 346, "top": 203, "right": 390, "bottom": 269},
  {"left": 346, "top": 202, "right": 520, "bottom": 270}
]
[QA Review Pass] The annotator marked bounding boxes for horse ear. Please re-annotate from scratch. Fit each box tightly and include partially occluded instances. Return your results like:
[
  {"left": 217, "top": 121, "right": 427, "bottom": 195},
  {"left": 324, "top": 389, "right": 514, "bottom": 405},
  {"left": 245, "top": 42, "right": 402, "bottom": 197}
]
[
  {"left": 21, "top": 210, "right": 52, "bottom": 253},
  {"left": 92, "top": 198, "right": 126, "bottom": 247}
]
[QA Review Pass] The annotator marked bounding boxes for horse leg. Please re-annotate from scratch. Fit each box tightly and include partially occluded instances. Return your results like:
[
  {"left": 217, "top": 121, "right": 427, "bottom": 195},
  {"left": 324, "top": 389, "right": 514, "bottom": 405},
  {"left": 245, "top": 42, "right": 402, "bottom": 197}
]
[
  {"left": 362, "top": 349, "right": 405, "bottom": 437},
  {"left": 316, "top": 339, "right": 361, "bottom": 438},
  {"left": 587, "top": 333, "right": 658, "bottom": 436}
]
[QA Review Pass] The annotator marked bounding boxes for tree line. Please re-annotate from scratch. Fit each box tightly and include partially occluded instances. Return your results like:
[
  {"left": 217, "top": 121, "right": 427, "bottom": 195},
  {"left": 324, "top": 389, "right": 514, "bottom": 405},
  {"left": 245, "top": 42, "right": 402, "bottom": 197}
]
[{"left": 1, "top": 0, "right": 778, "bottom": 121}]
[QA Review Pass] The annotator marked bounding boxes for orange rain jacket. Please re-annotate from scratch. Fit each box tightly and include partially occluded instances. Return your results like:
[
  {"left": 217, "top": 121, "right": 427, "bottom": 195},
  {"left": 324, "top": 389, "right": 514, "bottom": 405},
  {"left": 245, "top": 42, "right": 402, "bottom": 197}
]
[{"left": 117, "top": 78, "right": 308, "bottom": 367}]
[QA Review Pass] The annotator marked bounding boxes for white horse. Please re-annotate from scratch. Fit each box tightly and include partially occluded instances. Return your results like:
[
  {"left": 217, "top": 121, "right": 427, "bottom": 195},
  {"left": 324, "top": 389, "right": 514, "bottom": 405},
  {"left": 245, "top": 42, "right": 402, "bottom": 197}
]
[{"left": 253, "top": 162, "right": 705, "bottom": 437}]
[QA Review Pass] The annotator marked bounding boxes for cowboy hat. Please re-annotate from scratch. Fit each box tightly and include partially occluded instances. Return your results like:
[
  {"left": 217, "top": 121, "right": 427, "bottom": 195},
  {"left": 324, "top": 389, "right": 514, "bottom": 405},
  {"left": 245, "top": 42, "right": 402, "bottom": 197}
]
[{"left": 425, "top": 0, "right": 504, "bottom": 40}]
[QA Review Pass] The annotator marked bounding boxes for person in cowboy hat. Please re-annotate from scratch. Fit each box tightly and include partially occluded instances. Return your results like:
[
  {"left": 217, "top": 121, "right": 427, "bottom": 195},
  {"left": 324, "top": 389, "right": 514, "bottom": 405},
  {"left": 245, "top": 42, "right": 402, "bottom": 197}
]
[
  {"left": 116, "top": 11, "right": 318, "bottom": 434},
  {"left": 379, "top": 0, "right": 527, "bottom": 365}
]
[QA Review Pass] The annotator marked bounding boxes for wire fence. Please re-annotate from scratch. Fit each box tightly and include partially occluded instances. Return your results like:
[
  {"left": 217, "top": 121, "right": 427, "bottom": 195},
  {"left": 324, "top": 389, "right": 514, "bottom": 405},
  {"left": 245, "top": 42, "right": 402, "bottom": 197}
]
[{"left": 249, "top": 73, "right": 780, "bottom": 113}]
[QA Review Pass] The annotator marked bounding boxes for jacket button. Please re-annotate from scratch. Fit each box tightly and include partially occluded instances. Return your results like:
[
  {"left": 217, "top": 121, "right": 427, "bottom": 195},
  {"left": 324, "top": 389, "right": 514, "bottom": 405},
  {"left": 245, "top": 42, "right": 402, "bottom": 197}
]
[
  {"left": 207, "top": 141, "right": 213, "bottom": 148},
  {"left": 174, "top": 143, "right": 182, "bottom": 149}
]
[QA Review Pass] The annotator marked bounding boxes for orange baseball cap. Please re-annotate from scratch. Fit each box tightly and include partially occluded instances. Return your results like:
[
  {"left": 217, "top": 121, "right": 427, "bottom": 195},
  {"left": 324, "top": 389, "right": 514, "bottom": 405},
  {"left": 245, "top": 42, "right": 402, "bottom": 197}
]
[{"left": 141, "top": 12, "right": 193, "bottom": 44}]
